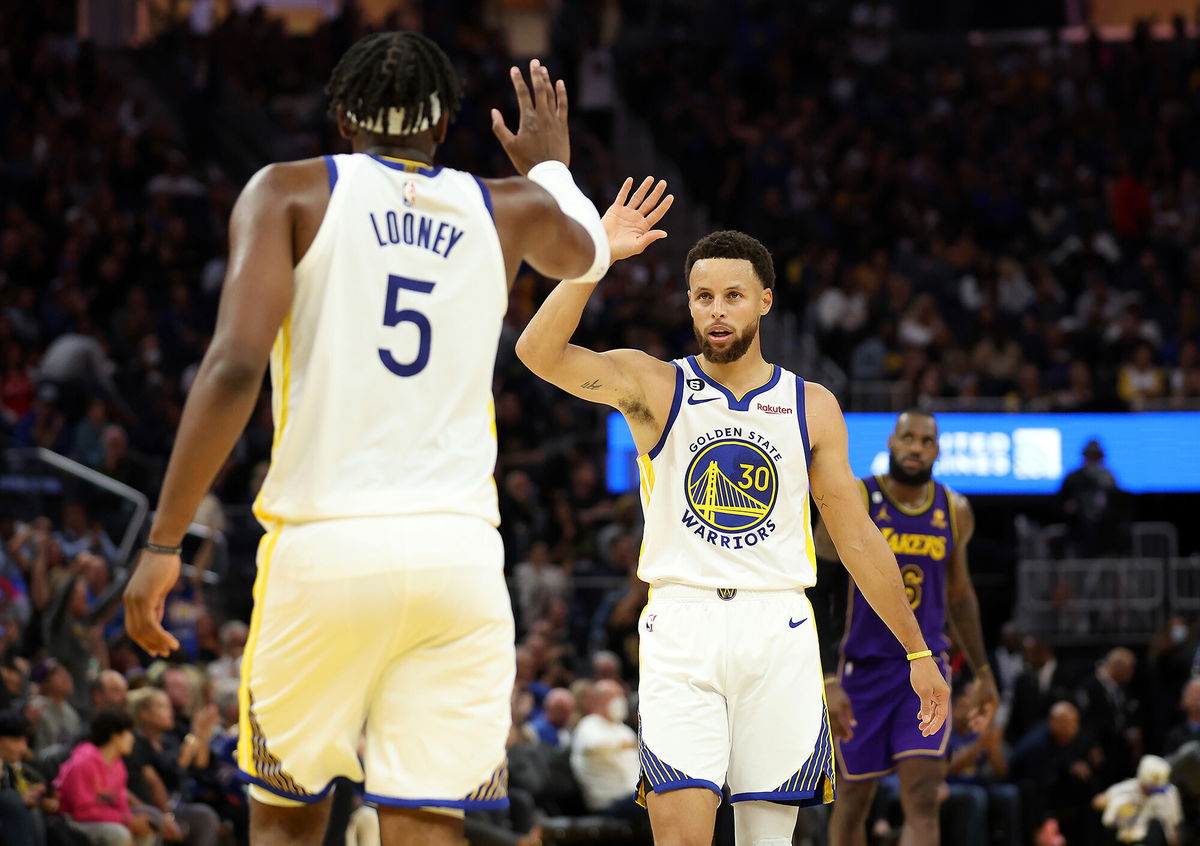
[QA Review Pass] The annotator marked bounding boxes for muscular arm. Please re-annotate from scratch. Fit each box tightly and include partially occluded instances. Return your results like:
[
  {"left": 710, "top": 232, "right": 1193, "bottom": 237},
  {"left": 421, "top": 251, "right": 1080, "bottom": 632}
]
[
  {"left": 811, "top": 515, "right": 849, "bottom": 673},
  {"left": 514, "top": 177, "right": 676, "bottom": 452},
  {"left": 944, "top": 493, "right": 988, "bottom": 674},
  {"left": 489, "top": 178, "right": 596, "bottom": 285},
  {"left": 805, "top": 385, "right": 928, "bottom": 656},
  {"left": 146, "top": 161, "right": 311, "bottom": 546}
]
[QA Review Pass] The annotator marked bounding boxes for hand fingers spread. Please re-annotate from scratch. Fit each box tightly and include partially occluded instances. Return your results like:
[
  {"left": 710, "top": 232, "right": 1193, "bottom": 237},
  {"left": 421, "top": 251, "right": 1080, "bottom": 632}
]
[
  {"left": 613, "top": 177, "right": 634, "bottom": 208},
  {"left": 490, "top": 109, "right": 515, "bottom": 145},
  {"left": 555, "top": 78, "right": 569, "bottom": 120},
  {"left": 638, "top": 179, "right": 668, "bottom": 214},
  {"left": 645, "top": 193, "right": 675, "bottom": 228},
  {"left": 628, "top": 176, "right": 654, "bottom": 209},
  {"left": 530, "top": 59, "right": 552, "bottom": 114},
  {"left": 510, "top": 66, "right": 533, "bottom": 117}
]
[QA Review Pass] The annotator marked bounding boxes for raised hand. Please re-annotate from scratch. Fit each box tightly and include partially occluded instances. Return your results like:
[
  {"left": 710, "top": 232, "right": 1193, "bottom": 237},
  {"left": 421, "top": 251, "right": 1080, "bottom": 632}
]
[
  {"left": 491, "top": 59, "right": 570, "bottom": 175},
  {"left": 602, "top": 177, "right": 674, "bottom": 262}
]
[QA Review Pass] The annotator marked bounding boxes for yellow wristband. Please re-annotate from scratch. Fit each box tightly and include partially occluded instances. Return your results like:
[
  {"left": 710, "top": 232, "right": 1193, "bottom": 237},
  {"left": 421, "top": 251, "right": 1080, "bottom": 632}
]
[{"left": 906, "top": 649, "right": 933, "bottom": 661}]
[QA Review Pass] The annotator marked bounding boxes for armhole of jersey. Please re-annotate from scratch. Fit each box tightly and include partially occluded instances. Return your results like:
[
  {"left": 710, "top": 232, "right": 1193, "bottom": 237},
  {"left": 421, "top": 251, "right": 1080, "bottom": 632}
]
[
  {"left": 294, "top": 157, "right": 342, "bottom": 275},
  {"left": 323, "top": 155, "right": 338, "bottom": 193},
  {"left": 944, "top": 484, "right": 959, "bottom": 546},
  {"left": 646, "top": 363, "right": 684, "bottom": 461},
  {"left": 473, "top": 175, "right": 494, "bottom": 220},
  {"left": 795, "top": 376, "right": 812, "bottom": 472}
]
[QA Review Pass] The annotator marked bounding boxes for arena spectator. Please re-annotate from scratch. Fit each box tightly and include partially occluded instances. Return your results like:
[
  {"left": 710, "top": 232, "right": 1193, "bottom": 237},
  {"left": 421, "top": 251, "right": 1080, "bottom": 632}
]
[
  {"left": 90, "top": 671, "right": 129, "bottom": 715},
  {"left": 126, "top": 687, "right": 220, "bottom": 846},
  {"left": 569, "top": 678, "right": 646, "bottom": 839},
  {"left": 1079, "top": 647, "right": 1143, "bottom": 784},
  {"left": 204, "top": 620, "right": 246, "bottom": 684},
  {"left": 1007, "top": 636, "right": 1075, "bottom": 745},
  {"left": 1166, "top": 678, "right": 1200, "bottom": 755},
  {"left": 54, "top": 708, "right": 156, "bottom": 846},
  {"left": 0, "top": 708, "right": 55, "bottom": 846},
  {"left": 29, "top": 658, "right": 81, "bottom": 754},
  {"left": 529, "top": 687, "right": 576, "bottom": 749},
  {"left": 1010, "top": 701, "right": 1103, "bottom": 845}
]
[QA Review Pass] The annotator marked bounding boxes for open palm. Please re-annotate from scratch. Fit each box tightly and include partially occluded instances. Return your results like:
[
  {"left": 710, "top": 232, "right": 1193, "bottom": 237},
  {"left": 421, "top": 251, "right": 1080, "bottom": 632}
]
[{"left": 602, "top": 176, "right": 674, "bottom": 262}]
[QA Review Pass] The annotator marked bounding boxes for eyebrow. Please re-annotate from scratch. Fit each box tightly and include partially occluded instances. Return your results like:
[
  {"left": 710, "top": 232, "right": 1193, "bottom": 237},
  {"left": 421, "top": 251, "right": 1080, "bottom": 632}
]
[{"left": 692, "top": 284, "right": 749, "bottom": 294}]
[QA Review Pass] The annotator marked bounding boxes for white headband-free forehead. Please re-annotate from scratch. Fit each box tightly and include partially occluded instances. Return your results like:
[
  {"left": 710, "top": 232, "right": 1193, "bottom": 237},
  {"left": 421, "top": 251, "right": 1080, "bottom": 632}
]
[{"left": 346, "top": 92, "right": 443, "bottom": 135}]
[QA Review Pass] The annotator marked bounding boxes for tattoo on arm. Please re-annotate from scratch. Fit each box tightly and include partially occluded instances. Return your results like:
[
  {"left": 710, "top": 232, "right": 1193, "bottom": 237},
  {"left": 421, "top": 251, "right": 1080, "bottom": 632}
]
[
  {"left": 814, "top": 493, "right": 829, "bottom": 512},
  {"left": 580, "top": 379, "right": 602, "bottom": 390}
]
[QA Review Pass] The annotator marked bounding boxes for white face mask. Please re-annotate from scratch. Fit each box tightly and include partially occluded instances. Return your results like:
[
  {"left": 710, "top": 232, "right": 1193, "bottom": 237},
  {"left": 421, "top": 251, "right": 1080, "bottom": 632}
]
[
  {"left": 606, "top": 696, "right": 628, "bottom": 724},
  {"left": 1172, "top": 623, "right": 1190, "bottom": 645}
]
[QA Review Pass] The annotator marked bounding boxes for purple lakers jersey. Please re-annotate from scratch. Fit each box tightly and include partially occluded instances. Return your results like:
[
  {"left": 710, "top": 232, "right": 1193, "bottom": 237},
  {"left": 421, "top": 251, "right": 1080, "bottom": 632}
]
[{"left": 841, "top": 476, "right": 956, "bottom": 661}]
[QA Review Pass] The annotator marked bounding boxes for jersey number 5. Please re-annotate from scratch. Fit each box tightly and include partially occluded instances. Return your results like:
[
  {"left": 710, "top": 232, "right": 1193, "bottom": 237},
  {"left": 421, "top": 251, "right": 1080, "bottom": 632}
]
[{"left": 379, "top": 275, "right": 435, "bottom": 377}]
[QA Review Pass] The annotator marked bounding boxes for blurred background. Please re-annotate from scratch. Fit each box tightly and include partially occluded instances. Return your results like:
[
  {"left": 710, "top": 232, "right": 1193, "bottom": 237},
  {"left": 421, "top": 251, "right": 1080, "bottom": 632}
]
[{"left": 2, "top": 0, "right": 1200, "bottom": 844}]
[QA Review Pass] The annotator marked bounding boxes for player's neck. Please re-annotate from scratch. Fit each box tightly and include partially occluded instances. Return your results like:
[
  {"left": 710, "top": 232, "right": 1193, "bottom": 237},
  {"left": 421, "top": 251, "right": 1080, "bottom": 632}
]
[
  {"left": 354, "top": 131, "right": 436, "bottom": 164},
  {"left": 696, "top": 348, "right": 773, "bottom": 396},
  {"left": 881, "top": 475, "right": 931, "bottom": 509}
]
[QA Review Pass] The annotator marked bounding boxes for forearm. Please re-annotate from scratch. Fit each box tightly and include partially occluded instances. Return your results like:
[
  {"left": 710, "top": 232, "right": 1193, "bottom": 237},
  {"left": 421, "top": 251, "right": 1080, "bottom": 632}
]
[
  {"left": 177, "top": 733, "right": 210, "bottom": 770},
  {"left": 841, "top": 531, "right": 928, "bottom": 654},
  {"left": 946, "top": 746, "right": 978, "bottom": 775},
  {"left": 514, "top": 280, "right": 597, "bottom": 374},
  {"left": 947, "top": 589, "right": 989, "bottom": 672},
  {"left": 986, "top": 744, "right": 1008, "bottom": 778},
  {"left": 148, "top": 356, "right": 264, "bottom": 546}
]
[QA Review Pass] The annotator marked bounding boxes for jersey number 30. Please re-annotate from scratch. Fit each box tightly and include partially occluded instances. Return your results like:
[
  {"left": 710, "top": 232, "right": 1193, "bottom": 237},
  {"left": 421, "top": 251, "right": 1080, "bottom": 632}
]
[{"left": 379, "top": 275, "right": 434, "bottom": 377}]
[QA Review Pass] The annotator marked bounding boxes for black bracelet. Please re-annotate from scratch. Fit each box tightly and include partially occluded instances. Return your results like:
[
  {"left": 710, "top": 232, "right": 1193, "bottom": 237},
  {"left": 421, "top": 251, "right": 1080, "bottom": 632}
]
[{"left": 145, "top": 542, "right": 182, "bottom": 556}]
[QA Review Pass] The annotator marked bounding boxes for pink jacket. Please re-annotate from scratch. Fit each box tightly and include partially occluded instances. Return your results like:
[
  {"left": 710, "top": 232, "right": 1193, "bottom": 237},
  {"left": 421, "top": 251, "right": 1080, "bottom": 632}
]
[{"left": 53, "top": 742, "right": 131, "bottom": 824}]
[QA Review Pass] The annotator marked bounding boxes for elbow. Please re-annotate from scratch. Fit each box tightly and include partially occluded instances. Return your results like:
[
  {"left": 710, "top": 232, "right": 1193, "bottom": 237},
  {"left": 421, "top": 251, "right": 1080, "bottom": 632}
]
[
  {"left": 203, "top": 352, "right": 265, "bottom": 393},
  {"left": 514, "top": 332, "right": 548, "bottom": 376},
  {"left": 514, "top": 332, "right": 533, "bottom": 366}
]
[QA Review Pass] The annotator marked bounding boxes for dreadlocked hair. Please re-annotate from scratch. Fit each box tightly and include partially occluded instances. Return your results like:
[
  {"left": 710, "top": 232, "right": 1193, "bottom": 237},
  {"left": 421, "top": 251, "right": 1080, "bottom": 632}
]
[{"left": 327, "top": 31, "right": 462, "bottom": 136}]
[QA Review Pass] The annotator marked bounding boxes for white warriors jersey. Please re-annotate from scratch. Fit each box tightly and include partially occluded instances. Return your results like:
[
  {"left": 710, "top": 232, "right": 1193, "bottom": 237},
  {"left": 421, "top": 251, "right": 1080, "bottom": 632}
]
[
  {"left": 253, "top": 153, "right": 505, "bottom": 527},
  {"left": 636, "top": 356, "right": 818, "bottom": 590}
]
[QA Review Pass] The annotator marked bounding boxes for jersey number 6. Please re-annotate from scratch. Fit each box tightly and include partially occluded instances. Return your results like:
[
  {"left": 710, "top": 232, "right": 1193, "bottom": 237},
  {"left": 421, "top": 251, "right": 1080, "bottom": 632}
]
[{"left": 379, "top": 275, "right": 435, "bottom": 377}]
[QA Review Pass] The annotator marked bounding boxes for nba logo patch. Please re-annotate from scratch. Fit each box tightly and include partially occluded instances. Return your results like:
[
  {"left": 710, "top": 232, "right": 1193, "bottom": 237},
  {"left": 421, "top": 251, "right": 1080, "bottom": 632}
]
[
  {"left": 644, "top": 613, "right": 657, "bottom": 632},
  {"left": 402, "top": 180, "right": 417, "bottom": 207}
]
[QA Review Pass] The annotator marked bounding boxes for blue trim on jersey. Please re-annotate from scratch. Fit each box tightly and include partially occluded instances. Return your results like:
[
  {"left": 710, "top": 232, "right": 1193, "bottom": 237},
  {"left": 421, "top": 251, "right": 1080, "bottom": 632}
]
[
  {"left": 729, "top": 787, "right": 834, "bottom": 806},
  {"left": 323, "top": 155, "right": 338, "bottom": 193},
  {"left": 795, "top": 376, "right": 812, "bottom": 469},
  {"left": 685, "top": 356, "right": 780, "bottom": 411},
  {"left": 647, "top": 362, "right": 684, "bottom": 460},
  {"left": 650, "top": 778, "right": 723, "bottom": 799},
  {"left": 364, "top": 793, "right": 509, "bottom": 811},
  {"left": 237, "top": 770, "right": 360, "bottom": 803},
  {"left": 366, "top": 154, "right": 443, "bottom": 177},
  {"left": 473, "top": 175, "right": 494, "bottom": 220}
]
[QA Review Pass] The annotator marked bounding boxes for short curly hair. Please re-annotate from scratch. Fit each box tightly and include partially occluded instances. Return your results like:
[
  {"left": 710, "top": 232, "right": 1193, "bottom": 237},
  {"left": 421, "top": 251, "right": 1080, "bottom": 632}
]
[
  {"left": 89, "top": 708, "right": 133, "bottom": 747},
  {"left": 684, "top": 230, "right": 775, "bottom": 290}
]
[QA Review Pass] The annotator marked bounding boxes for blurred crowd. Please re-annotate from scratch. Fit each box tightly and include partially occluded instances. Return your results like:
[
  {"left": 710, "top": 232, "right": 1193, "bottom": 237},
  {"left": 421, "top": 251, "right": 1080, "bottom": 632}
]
[
  {"left": 0, "top": 0, "right": 1199, "bottom": 844},
  {"left": 615, "top": 0, "right": 1200, "bottom": 412}
]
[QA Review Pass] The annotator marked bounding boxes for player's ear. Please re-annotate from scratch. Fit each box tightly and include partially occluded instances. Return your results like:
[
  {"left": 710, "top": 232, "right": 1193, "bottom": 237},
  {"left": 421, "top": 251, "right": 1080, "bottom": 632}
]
[
  {"left": 432, "top": 113, "right": 450, "bottom": 145},
  {"left": 336, "top": 107, "right": 354, "bottom": 141},
  {"left": 760, "top": 286, "right": 773, "bottom": 315}
]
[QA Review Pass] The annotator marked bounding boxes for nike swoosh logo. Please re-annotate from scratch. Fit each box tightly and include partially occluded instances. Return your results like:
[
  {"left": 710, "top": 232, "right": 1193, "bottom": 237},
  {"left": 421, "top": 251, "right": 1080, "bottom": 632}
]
[
  {"left": 687, "top": 395, "right": 718, "bottom": 405},
  {"left": 788, "top": 618, "right": 808, "bottom": 628}
]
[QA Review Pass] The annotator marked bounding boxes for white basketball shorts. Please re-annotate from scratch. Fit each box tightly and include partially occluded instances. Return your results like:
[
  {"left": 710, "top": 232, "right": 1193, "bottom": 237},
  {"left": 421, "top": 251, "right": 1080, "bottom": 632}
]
[
  {"left": 637, "top": 584, "right": 835, "bottom": 806},
  {"left": 237, "top": 513, "right": 515, "bottom": 811}
]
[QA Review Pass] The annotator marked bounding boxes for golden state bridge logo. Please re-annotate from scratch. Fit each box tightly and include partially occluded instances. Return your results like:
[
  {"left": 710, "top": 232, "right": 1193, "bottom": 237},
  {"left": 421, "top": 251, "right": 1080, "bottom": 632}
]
[{"left": 683, "top": 439, "right": 779, "bottom": 547}]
